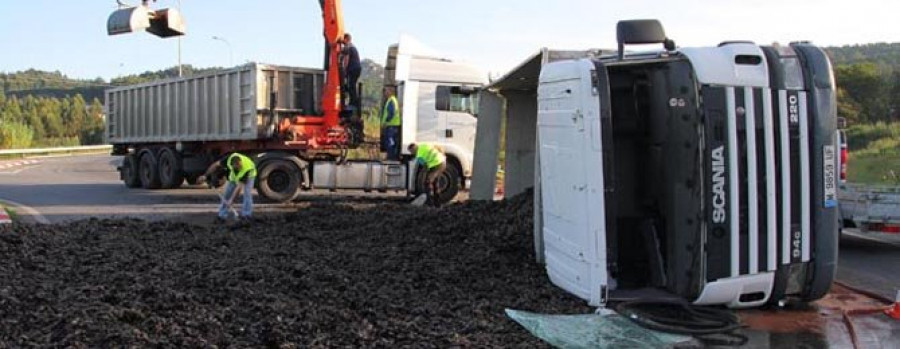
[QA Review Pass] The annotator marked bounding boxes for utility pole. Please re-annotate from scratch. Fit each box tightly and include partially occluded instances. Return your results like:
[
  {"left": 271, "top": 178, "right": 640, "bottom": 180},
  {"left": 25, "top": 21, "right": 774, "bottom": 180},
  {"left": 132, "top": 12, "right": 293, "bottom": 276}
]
[{"left": 212, "top": 36, "right": 234, "bottom": 67}]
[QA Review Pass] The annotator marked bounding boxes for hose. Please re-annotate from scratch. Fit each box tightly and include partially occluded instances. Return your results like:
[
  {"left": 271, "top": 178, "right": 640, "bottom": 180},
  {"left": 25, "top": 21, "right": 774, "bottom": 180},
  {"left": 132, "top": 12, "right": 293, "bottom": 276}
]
[{"left": 614, "top": 299, "right": 748, "bottom": 346}]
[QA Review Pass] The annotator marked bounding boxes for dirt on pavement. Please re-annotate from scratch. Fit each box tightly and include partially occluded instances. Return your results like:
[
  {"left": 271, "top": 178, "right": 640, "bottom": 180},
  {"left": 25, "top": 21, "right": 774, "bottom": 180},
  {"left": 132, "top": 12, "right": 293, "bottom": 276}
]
[{"left": 0, "top": 191, "right": 592, "bottom": 347}]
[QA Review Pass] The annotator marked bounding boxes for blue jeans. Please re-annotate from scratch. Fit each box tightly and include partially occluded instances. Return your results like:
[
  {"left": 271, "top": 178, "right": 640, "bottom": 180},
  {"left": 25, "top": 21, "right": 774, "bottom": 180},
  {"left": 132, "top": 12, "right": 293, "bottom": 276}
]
[
  {"left": 383, "top": 126, "right": 400, "bottom": 160},
  {"left": 219, "top": 178, "right": 254, "bottom": 218}
]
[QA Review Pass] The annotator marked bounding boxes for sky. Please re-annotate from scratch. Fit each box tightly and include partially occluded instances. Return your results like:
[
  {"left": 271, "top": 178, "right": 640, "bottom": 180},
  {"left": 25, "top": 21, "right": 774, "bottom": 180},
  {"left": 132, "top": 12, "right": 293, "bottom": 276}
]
[{"left": 0, "top": 0, "right": 898, "bottom": 81}]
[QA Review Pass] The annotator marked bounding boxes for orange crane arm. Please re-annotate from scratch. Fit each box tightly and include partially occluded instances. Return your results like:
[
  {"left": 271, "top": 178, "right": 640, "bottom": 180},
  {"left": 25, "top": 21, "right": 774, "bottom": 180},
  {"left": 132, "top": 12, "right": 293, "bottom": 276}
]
[{"left": 319, "top": 0, "right": 345, "bottom": 129}]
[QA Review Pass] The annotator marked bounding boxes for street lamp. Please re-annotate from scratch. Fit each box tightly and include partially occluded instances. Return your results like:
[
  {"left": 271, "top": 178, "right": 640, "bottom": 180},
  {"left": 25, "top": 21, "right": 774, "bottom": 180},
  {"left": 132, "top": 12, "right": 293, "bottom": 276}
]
[{"left": 211, "top": 36, "right": 234, "bottom": 67}]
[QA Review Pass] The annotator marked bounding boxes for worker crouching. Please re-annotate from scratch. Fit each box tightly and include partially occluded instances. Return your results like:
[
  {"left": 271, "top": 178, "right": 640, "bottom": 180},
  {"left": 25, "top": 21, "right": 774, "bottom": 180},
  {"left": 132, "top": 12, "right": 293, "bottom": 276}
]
[
  {"left": 408, "top": 142, "right": 446, "bottom": 207},
  {"left": 199, "top": 152, "right": 257, "bottom": 221}
]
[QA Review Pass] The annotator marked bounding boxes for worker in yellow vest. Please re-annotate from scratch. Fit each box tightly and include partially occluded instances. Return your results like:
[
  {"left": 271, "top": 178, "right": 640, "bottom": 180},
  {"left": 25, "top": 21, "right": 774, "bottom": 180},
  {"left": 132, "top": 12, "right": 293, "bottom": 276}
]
[
  {"left": 198, "top": 152, "right": 257, "bottom": 221},
  {"left": 381, "top": 86, "right": 401, "bottom": 160},
  {"left": 408, "top": 142, "right": 446, "bottom": 206}
]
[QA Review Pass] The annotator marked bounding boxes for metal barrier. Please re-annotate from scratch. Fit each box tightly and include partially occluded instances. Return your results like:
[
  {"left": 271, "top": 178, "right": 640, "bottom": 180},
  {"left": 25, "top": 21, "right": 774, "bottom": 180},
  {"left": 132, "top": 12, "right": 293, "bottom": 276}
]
[{"left": 0, "top": 145, "right": 112, "bottom": 159}]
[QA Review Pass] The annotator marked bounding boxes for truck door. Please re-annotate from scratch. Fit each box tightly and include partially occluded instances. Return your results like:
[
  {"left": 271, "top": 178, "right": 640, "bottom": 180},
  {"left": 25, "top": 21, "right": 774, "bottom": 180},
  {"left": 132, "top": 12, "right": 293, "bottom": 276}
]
[
  {"left": 435, "top": 85, "right": 479, "bottom": 155},
  {"left": 537, "top": 59, "right": 609, "bottom": 306}
]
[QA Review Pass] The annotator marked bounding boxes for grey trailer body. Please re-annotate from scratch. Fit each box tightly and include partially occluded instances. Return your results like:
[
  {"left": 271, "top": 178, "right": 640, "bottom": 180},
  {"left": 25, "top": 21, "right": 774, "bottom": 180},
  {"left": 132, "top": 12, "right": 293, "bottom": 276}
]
[{"left": 106, "top": 63, "right": 324, "bottom": 144}]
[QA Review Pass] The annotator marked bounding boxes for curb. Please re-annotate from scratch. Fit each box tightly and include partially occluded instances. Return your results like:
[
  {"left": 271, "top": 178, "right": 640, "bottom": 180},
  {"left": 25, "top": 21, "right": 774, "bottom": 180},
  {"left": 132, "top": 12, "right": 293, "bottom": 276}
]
[
  {"left": 0, "top": 199, "right": 50, "bottom": 224},
  {"left": 0, "top": 207, "right": 11, "bottom": 224}
]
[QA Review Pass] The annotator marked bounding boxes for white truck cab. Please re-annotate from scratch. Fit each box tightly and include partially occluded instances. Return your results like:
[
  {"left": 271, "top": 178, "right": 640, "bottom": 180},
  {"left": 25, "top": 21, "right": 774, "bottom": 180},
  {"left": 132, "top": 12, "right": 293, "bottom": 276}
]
[
  {"left": 385, "top": 36, "right": 487, "bottom": 192},
  {"left": 535, "top": 20, "right": 839, "bottom": 308}
]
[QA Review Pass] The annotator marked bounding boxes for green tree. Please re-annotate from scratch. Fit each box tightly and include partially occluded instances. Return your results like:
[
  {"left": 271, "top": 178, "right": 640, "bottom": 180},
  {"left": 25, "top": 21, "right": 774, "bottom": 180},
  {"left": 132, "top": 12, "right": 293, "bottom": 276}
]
[
  {"left": 837, "top": 88, "right": 863, "bottom": 124},
  {"left": 835, "top": 63, "right": 888, "bottom": 123},
  {"left": 0, "top": 120, "right": 34, "bottom": 148},
  {"left": 39, "top": 97, "right": 65, "bottom": 138},
  {"left": 80, "top": 98, "right": 106, "bottom": 145},
  {"left": 21, "top": 95, "right": 45, "bottom": 140},
  {"left": 889, "top": 71, "right": 900, "bottom": 121}
]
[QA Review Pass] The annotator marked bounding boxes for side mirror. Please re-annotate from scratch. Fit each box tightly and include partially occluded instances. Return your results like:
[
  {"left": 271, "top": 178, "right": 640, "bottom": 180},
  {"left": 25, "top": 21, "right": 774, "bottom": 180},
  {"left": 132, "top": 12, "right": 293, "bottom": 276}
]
[
  {"left": 616, "top": 19, "right": 675, "bottom": 59},
  {"left": 837, "top": 117, "right": 847, "bottom": 129}
]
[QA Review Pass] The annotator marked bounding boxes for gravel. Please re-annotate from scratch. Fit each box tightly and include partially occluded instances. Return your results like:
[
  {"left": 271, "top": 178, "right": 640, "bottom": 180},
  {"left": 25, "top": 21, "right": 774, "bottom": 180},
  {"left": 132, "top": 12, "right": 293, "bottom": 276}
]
[{"left": 0, "top": 192, "right": 590, "bottom": 347}]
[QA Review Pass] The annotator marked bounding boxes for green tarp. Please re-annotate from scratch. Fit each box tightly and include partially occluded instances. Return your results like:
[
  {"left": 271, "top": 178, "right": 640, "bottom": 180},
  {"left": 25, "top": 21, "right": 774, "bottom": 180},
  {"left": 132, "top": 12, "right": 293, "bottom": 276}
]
[{"left": 506, "top": 309, "right": 695, "bottom": 349}]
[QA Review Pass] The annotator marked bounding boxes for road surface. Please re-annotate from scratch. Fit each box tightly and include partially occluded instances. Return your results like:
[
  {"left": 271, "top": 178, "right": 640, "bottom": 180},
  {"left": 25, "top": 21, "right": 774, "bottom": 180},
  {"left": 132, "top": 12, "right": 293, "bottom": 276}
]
[{"left": 1, "top": 154, "right": 897, "bottom": 300}]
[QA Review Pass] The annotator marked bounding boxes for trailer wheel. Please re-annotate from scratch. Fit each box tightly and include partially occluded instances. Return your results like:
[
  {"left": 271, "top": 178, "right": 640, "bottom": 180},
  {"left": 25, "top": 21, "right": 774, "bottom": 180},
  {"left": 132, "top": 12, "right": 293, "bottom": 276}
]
[
  {"left": 258, "top": 159, "right": 301, "bottom": 203},
  {"left": 415, "top": 163, "right": 461, "bottom": 206},
  {"left": 158, "top": 148, "right": 185, "bottom": 189},
  {"left": 139, "top": 150, "right": 162, "bottom": 189},
  {"left": 122, "top": 154, "right": 141, "bottom": 188}
]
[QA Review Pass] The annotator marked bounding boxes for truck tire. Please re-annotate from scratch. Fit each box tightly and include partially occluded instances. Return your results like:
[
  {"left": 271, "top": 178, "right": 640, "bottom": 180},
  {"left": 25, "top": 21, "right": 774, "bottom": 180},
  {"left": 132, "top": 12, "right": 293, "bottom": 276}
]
[
  {"left": 415, "top": 163, "right": 461, "bottom": 206},
  {"left": 158, "top": 148, "right": 185, "bottom": 189},
  {"left": 122, "top": 154, "right": 141, "bottom": 188},
  {"left": 258, "top": 159, "right": 301, "bottom": 203},
  {"left": 139, "top": 150, "right": 162, "bottom": 189}
]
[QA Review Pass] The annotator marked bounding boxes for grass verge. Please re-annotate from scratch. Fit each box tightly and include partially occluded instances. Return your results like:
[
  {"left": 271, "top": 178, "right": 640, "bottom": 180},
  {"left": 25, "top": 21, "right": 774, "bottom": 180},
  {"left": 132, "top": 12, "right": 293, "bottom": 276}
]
[{"left": 848, "top": 154, "right": 900, "bottom": 185}]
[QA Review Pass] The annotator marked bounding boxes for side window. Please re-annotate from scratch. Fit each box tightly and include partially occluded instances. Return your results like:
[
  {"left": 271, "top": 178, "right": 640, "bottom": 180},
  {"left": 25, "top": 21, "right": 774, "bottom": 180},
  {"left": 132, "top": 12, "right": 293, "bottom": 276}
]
[{"left": 436, "top": 85, "right": 480, "bottom": 115}]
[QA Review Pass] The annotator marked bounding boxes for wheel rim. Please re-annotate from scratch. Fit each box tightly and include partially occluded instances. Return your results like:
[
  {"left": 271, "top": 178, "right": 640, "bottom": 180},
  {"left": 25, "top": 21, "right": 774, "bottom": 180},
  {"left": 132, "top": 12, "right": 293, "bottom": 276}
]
[
  {"left": 435, "top": 173, "right": 452, "bottom": 193},
  {"left": 140, "top": 158, "right": 151, "bottom": 183},
  {"left": 124, "top": 159, "right": 134, "bottom": 180},
  {"left": 160, "top": 156, "right": 172, "bottom": 182},
  {"left": 269, "top": 170, "right": 290, "bottom": 193}
]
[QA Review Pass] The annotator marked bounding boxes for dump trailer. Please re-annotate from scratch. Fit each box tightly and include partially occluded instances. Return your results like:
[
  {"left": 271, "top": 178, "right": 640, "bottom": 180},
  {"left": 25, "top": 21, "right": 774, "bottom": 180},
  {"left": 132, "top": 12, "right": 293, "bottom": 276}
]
[
  {"left": 477, "top": 20, "right": 838, "bottom": 308},
  {"left": 106, "top": 42, "right": 485, "bottom": 203}
]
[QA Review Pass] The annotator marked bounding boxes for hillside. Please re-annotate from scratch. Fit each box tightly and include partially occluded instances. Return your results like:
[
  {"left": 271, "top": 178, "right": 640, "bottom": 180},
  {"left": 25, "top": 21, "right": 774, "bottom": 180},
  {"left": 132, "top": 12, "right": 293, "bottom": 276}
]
[{"left": 826, "top": 42, "right": 900, "bottom": 70}]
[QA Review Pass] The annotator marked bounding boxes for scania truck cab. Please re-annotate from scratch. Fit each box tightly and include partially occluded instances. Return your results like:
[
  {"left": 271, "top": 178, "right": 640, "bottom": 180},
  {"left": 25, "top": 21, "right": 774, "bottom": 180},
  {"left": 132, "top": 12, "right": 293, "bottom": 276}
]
[{"left": 536, "top": 20, "right": 838, "bottom": 307}]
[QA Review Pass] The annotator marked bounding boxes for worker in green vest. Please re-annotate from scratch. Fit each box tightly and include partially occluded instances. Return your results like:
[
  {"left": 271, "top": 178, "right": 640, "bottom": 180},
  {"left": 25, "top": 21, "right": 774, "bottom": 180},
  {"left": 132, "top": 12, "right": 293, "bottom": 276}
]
[
  {"left": 408, "top": 142, "right": 446, "bottom": 206},
  {"left": 381, "top": 86, "right": 401, "bottom": 160},
  {"left": 198, "top": 152, "right": 257, "bottom": 221}
]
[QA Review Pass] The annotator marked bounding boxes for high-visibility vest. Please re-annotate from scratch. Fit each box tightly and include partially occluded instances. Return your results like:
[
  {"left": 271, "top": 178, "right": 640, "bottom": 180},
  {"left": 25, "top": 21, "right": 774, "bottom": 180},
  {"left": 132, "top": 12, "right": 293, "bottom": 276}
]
[
  {"left": 416, "top": 143, "right": 446, "bottom": 169},
  {"left": 381, "top": 96, "right": 401, "bottom": 127},
  {"left": 226, "top": 153, "right": 257, "bottom": 182}
]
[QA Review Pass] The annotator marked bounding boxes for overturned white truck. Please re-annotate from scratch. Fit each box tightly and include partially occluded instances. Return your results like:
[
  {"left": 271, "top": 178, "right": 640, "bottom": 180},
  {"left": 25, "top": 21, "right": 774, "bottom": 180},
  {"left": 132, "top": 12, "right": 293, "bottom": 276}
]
[{"left": 472, "top": 20, "right": 839, "bottom": 308}]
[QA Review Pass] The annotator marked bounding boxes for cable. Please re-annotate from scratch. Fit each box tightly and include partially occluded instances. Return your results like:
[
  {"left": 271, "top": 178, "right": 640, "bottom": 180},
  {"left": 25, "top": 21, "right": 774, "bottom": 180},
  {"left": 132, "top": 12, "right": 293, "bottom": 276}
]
[{"left": 614, "top": 299, "right": 748, "bottom": 346}]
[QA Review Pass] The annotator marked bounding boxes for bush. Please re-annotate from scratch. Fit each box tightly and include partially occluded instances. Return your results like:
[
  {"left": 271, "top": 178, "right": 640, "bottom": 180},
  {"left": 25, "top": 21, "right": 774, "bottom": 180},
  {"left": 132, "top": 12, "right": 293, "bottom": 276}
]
[
  {"left": 0, "top": 120, "right": 34, "bottom": 149},
  {"left": 34, "top": 136, "right": 80, "bottom": 148},
  {"left": 845, "top": 121, "right": 900, "bottom": 184},
  {"left": 845, "top": 121, "right": 900, "bottom": 152}
]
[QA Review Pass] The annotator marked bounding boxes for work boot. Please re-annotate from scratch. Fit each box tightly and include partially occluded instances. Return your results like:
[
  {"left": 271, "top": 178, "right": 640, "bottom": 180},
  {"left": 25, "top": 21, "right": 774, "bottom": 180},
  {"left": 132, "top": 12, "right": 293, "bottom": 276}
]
[
  {"left": 214, "top": 216, "right": 227, "bottom": 224},
  {"left": 237, "top": 216, "right": 253, "bottom": 227}
]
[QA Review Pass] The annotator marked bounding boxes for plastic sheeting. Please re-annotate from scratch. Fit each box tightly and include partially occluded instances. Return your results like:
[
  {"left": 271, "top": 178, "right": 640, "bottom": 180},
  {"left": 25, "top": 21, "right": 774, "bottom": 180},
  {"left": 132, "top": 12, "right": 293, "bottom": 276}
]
[{"left": 506, "top": 309, "right": 695, "bottom": 349}]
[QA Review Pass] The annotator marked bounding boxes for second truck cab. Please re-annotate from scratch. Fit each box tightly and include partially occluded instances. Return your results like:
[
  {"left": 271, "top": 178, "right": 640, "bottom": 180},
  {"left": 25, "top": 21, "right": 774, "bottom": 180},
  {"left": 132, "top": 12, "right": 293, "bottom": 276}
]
[{"left": 536, "top": 20, "right": 838, "bottom": 308}]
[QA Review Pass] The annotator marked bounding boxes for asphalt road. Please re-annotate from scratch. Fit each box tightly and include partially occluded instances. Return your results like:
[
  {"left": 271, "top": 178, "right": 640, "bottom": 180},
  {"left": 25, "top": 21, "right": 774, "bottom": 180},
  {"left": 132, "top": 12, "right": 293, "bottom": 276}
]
[
  {"left": 0, "top": 154, "right": 227, "bottom": 223},
  {"left": 1, "top": 154, "right": 897, "bottom": 300}
]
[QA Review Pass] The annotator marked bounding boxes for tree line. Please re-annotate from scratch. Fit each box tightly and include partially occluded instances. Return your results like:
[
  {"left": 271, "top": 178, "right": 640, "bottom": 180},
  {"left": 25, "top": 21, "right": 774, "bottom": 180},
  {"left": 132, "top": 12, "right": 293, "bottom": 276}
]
[{"left": 0, "top": 93, "right": 105, "bottom": 148}]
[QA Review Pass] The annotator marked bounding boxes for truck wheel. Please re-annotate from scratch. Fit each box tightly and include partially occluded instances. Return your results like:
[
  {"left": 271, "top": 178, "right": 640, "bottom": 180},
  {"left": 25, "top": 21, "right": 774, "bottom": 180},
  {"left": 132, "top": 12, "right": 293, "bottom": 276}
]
[
  {"left": 122, "top": 154, "right": 141, "bottom": 188},
  {"left": 416, "top": 163, "right": 461, "bottom": 206},
  {"left": 139, "top": 150, "right": 162, "bottom": 189},
  {"left": 158, "top": 148, "right": 185, "bottom": 189},
  {"left": 258, "top": 159, "right": 301, "bottom": 203}
]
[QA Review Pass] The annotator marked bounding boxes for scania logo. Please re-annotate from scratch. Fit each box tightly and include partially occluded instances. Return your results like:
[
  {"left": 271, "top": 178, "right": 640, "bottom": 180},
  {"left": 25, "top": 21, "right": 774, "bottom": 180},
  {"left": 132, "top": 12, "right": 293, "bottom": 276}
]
[{"left": 711, "top": 146, "right": 727, "bottom": 223}]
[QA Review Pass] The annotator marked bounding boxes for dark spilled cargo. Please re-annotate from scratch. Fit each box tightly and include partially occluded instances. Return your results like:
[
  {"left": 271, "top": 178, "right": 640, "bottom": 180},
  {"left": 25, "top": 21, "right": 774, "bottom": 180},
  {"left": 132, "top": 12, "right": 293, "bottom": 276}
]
[{"left": 1, "top": 193, "right": 897, "bottom": 347}]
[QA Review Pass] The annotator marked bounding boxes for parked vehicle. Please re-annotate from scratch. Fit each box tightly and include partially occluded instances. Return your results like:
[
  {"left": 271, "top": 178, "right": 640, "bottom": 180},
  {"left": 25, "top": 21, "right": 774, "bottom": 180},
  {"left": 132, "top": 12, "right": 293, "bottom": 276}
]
[{"left": 840, "top": 183, "right": 900, "bottom": 238}]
